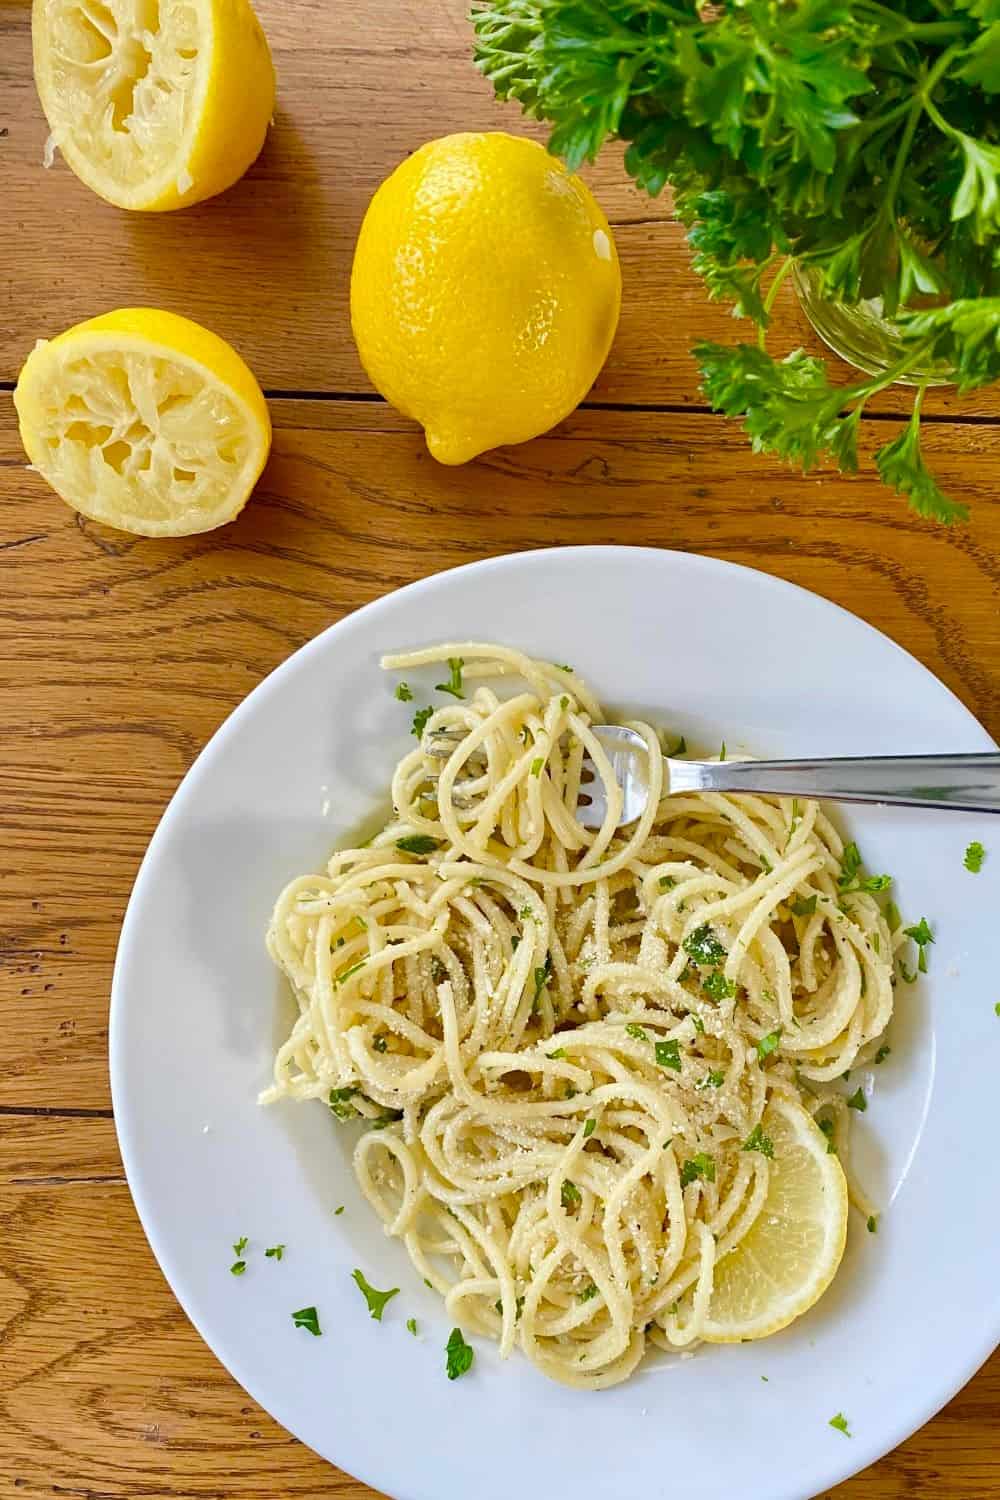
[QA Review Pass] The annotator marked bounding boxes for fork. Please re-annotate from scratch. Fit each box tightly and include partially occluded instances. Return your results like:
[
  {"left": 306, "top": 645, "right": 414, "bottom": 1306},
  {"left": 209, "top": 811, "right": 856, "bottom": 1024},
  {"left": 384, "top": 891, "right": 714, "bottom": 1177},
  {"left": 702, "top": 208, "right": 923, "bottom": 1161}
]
[{"left": 426, "top": 726, "right": 1000, "bottom": 828}]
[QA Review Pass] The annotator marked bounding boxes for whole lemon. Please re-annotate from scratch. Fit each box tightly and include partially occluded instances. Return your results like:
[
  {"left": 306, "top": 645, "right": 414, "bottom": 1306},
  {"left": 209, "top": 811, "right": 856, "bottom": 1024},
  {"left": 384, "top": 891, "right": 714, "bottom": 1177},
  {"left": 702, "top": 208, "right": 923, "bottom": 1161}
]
[{"left": 350, "top": 132, "right": 622, "bottom": 465}]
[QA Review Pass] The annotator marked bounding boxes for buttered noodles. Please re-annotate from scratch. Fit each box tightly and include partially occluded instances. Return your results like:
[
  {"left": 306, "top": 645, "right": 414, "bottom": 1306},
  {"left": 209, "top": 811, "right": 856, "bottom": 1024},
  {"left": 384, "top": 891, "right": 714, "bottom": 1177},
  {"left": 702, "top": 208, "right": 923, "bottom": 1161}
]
[{"left": 264, "top": 644, "right": 895, "bottom": 1387}]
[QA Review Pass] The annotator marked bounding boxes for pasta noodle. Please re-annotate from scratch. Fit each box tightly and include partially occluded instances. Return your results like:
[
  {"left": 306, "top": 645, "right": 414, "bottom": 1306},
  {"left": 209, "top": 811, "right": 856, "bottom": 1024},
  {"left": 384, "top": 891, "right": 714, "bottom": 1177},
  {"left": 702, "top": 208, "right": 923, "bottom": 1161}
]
[{"left": 263, "top": 643, "right": 895, "bottom": 1388}]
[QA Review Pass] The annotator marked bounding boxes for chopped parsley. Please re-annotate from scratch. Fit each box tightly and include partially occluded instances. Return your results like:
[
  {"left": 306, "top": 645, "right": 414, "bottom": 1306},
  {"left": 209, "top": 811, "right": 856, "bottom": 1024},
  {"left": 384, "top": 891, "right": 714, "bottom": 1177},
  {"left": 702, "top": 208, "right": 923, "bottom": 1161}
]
[
  {"left": 625, "top": 1022, "right": 648, "bottom": 1041},
  {"left": 328, "top": 1087, "right": 359, "bottom": 1121},
  {"left": 682, "top": 924, "right": 727, "bottom": 966},
  {"left": 679, "top": 1153, "right": 716, "bottom": 1187},
  {"left": 719, "top": 741, "right": 727, "bottom": 761},
  {"left": 372, "top": 1033, "right": 388, "bottom": 1053},
  {"left": 903, "top": 916, "right": 934, "bottom": 975},
  {"left": 510, "top": 934, "right": 520, "bottom": 951},
  {"left": 658, "top": 875, "right": 676, "bottom": 891},
  {"left": 518, "top": 904, "right": 534, "bottom": 920},
  {"left": 411, "top": 705, "right": 433, "bottom": 738},
  {"left": 655, "top": 1038, "right": 682, "bottom": 1071},
  {"left": 817, "top": 1117, "right": 837, "bottom": 1153},
  {"left": 867, "top": 1214, "right": 878, "bottom": 1234},
  {"left": 548, "top": 1047, "right": 566, "bottom": 1059},
  {"left": 395, "top": 681, "right": 413, "bottom": 702},
  {"left": 334, "top": 1205, "right": 345, "bottom": 1215},
  {"left": 874, "top": 1044, "right": 891, "bottom": 1064},
  {"left": 230, "top": 1260, "right": 246, "bottom": 1276},
  {"left": 829, "top": 1413, "right": 851, "bottom": 1437},
  {"left": 583, "top": 1118, "right": 597, "bottom": 1138},
  {"left": 847, "top": 1086, "right": 868, "bottom": 1112},
  {"left": 759, "top": 853, "right": 772, "bottom": 874},
  {"left": 396, "top": 834, "right": 441, "bottom": 855},
  {"left": 838, "top": 841, "right": 892, "bottom": 894},
  {"left": 530, "top": 757, "right": 544, "bottom": 776},
  {"left": 553, "top": 662, "right": 574, "bottom": 674},
  {"left": 407, "top": 1317, "right": 418, "bottom": 1336},
  {"left": 696, "top": 1069, "right": 726, "bottom": 1090},
  {"left": 233, "top": 1236, "right": 248, "bottom": 1257},
  {"left": 494, "top": 1295, "right": 525, "bottom": 1320},
  {"left": 965, "top": 840, "right": 986, "bottom": 872},
  {"left": 533, "top": 954, "right": 553, "bottom": 1005},
  {"left": 431, "top": 956, "right": 448, "bottom": 984},
  {"left": 742, "top": 1123, "right": 775, "bottom": 1157},
  {"left": 578, "top": 1283, "right": 599, "bottom": 1302},
  {"left": 702, "top": 970, "right": 736, "bottom": 1001},
  {"left": 790, "top": 894, "right": 817, "bottom": 917},
  {"left": 265, "top": 1244, "right": 286, "bottom": 1260},
  {"left": 561, "top": 1179, "right": 582, "bottom": 1208},
  {"left": 446, "top": 1327, "right": 474, "bottom": 1380},
  {"left": 885, "top": 900, "right": 902, "bottom": 932},
  {"left": 292, "top": 1306, "right": 321, "bottom": 1336},
  {"left": 560, "top": 695, "right": 569, "bottom": 710},
  {"left": 756, "top": 1029, "right": 782, "bottom": 1062},
  {"left": 995, "top": 1002, "right": 1000, "bottom": 1018},
  {"left": 435, "top": 658, "right": 465, "bottom": 699},
  {"left": 351, "top": 1268, "right": 400, "bottom": 1322},
  {"left": 665, "top": 734, "right": 687, "bottom": 757},
  {"left": 334, "top": 959, "right": 367, "bottom": 987},
  {"left": 690, "top": 1013, "right": 705, "bottom": 1034}
]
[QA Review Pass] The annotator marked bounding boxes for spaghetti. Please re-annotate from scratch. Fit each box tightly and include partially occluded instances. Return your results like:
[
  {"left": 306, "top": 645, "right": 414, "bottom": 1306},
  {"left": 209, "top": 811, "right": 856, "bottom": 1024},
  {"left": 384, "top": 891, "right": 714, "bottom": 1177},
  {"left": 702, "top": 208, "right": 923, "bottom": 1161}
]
[{"left": 264, "top": 643, "right": 895, "bottom": 1387}]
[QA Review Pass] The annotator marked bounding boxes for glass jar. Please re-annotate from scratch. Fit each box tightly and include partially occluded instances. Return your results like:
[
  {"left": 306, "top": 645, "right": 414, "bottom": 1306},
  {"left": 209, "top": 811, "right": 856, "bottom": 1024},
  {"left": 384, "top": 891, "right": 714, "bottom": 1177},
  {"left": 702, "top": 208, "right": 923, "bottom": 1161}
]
[{"left": 791, "top": 261, "right": 956, "bottom": 386}]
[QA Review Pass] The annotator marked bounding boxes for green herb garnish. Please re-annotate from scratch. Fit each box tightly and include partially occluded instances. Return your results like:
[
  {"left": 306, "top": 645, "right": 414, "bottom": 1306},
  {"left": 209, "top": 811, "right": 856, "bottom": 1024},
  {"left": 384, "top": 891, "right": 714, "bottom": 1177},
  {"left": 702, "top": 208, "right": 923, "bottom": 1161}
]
[
  {"left": 697, "top": 1069, "right": 725, "bottom": 1090},
  {"left": 583, "top": 1118, "right": 596, "bottom": 1138},
  {"left": 817, "top": 1117, "right": 837, "bottom": 1154},
  {"left": 407, "top": 1317, "right": 418, "bottom": 1336},
  {"left": 328, "top": 1087, "right": 358, "bottom": 1121},
  {"left": 702, "top": 970, "right": 736, "bottom": 1002},
  {"left": 292, "top": 1306, "right": 321, "bottom": 1336},
  {"left": 756, "top": 1029, "right": 782, "bottom": 1062},
  {"left": 530, "top": 757, "right": 544, "bottom": 776},
  {"left": 867, "top": 1215, "right": 879, "bottom": 1234},
  {"left": 230, "top": 1260, "right": 246, "bottom": 1276},
  {"left": 578, "top": 1283, "right": 599, "bottom": 1303},
  {"left": 679, "top": 1153, "right": 716, "bottom": 1188},
  {"left": 903, "top": 916, "right": 934, "bottom": 974},
  {"left": 655, "top": 1038, "right": 681, "bottom": 1072},
  {"left": 265, "top": 1244, "right": 285, "bottom": 1260},
  {"left": 847, "top": 1087, "right": 868, "bottom": 1112},
  {"left": 625, "top": 1022, "right": 648, "bottom": 1041},
  {"left": 233, "top": 1236, "right": 248, "bottom": 1257},
  {"left": 395, "top": 681, "right": 413, "bottom": 702},
  {"left": 372, "top": 1033, "right": 388, "bottom": 1054},
  {"left": 561, "top": 1179, "right": 582, "bottom": 1208},
  {"left": 411, "top": 705, "right": 433, "bottom": 738},
  {"left": 548, "top": 1047, "right": 566, "bottom": 1059},
  {"left": 334, "top": 1205, "right": 345, "bottom": 1215},
  {"left": 446, "top": 1326, "right": 474, "bottom": 1380},
  {"left": 690, "top": 1013, "right": 705, "bottom": 1035},
  {"left": 742, "top": 1124, "right": 775, "bottom": 1158},
  {"left": 396, "top": 834, "right": 441, "bottom": 855},
  {"left": 682, "top": 924, "right": 727, "bottom": 966},
  {"left": 658, "top": 875, "right": 676, "bottom": 892},
  {"left": 965, "top": 840, "right": 986, "bottom": 872},
  {"left": 665, "top": 734, "right": 687, "bottom": 757},
  {"left": 435, "top": 658, "right": 465, "bottom": 699},
  {"left": 791, "top": 895, "right": 818, "bottom": 917},
  {"left": 352, "top": 1269, "right": 400, "bottom": 1322},
  {"left": 874, "top": 1044, "right": 891, "bottom": 1064},
  {"left": 829, "top": 1413, "right": 851, "bottom": 1438},
  {"left": 533, "top": 953, "right": 553, "bottom": 1005}
]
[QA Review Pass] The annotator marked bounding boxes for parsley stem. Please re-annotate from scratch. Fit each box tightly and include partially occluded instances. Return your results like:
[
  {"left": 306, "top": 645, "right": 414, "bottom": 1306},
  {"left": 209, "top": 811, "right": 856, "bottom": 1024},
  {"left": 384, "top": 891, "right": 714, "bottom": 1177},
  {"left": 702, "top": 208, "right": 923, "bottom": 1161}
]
[{"left": 758, "top": 256, "right": 793, "bottom": 350}]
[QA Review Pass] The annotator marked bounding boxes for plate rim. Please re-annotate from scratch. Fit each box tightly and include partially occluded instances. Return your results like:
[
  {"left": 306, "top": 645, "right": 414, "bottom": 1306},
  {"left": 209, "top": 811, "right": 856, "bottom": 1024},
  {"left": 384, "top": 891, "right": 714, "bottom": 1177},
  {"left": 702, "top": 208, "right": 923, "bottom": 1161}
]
[{"left": 109, "top": 544, "right": 1000, "bottom": 1500}]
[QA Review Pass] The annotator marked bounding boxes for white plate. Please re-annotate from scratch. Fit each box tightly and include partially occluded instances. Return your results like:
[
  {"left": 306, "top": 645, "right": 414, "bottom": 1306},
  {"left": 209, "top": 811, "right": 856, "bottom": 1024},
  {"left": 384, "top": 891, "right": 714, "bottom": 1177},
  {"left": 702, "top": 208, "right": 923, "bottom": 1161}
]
[{"left": 111, "top": 546, "right": 1000, "bottom": 1500}]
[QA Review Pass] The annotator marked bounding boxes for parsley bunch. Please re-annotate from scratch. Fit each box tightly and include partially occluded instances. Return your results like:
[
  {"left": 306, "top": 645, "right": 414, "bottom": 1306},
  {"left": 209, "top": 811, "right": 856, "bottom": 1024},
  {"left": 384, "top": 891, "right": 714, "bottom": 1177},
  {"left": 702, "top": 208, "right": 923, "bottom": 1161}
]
[{"left": 472, "top": 0, "right": 1000, "bottom": 521}]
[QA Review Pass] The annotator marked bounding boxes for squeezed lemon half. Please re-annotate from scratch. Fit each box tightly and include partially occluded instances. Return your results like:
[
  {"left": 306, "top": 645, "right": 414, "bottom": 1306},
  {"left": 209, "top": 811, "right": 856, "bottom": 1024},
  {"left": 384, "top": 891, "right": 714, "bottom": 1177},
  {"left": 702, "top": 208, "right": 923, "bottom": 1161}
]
[
  {"left": 32, "top": 0, "right": 275, "bottom": 210},
  {"left": 700, "top": 1097, "right": 849, "bottom": 1342},
  {"left": 15, "top": 308, "right": 272, "bottom": 536}
]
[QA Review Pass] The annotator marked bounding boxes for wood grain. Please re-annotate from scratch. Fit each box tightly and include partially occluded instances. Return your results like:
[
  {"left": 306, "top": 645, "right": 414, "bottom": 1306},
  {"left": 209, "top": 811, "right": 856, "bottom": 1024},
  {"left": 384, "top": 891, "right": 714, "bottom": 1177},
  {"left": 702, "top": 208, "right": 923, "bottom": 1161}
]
[
  {"left": 3, "top": 0, "right": 1000, "bottom": 1492},
  {"left": 1, "top": 0, "right": 999, "bottom": 418}
]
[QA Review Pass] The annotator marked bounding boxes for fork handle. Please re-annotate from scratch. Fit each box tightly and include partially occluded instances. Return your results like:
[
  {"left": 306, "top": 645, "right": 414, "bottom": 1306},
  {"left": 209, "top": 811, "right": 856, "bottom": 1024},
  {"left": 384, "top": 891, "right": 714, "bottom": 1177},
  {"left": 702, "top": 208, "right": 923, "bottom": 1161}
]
[{"left": 674, "top": 753, "right": 1000, "bottom": 813}]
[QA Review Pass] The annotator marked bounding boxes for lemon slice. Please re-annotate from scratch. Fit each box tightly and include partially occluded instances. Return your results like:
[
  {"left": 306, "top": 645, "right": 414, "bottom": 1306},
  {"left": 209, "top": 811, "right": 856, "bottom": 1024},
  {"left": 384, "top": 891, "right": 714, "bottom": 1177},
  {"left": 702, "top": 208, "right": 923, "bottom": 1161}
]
[
  {"left": 32, "top": 0, "right": 275, "bottom": 211},
  {"left": 701, "top": 1097, "right": 848, "bottom": 1342},
  {"left": 14, "top": 308, "right": 272, "bottom": 536}
]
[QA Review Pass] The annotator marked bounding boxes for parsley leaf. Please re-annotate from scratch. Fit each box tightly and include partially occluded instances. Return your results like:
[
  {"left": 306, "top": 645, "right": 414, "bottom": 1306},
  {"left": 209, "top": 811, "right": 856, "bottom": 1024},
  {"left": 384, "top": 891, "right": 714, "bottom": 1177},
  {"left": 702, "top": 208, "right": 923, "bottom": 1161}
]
[
  {"left": 395, "top": 681, "right": 413, "bottom": 702},
  {"left": 230, "top": 1260, "right": 246, "bottom": 1276},
  {"left": 791, "top": 894, "right": 817, "bottom": 917},
  {"left": 396, "top": 834, "right": 441, "bottom": 855},
  {"left": 867, "top": 1214, "right": 879, "bottom": 1234},
  {"left": 829, "top": 1412, "right": 851, "bottom": 1437},
  {"left": 679, "top": 1153, "right": 715, "bottom": 1188},
  {"left": 411, "top": 705, "right": 433, "bottom": 738},
  {"left": 530, "top": 757, "right": 544, "bottom": 776},
  {"left": 625, "top": 1022, "right": 648, "bottom": 1041},
  {"left": 533, "top": 953, "right": 553, "bottom": 1004},
  {"left": 560, "top": 1179, "right": 582, "bottom": 1209},
  {"left": 351, "top": 1269, "right": 400, "bottom": 1322},
  {"left": 655, "top": 1038, "right": 682, "bottom": 1071},
  {"left": 232, "top": 1236, "right": 248, "bottom": 1257},
  {"left": 757, "top": 1029, "right": 782, "bottom": 1062},
  {"left": 583, "top": 1117, "right": 596, "bottom": 1138},
  {"left": 292, "top": 1306, "right": 321, "bottom": 1336},
  {"left": 407, "top": 1317, "right": 418, "bottom": 1336},
  {"left": 264, "top": 1244, "right": 285, "bottom": 1260},
  {"left": 702, "top": 970, "right": 737, "bottom": 1002},
  {"left": 446, "top": 1326, "right": 474, "bottom": 1380},
  {"left": 847, "top": 1086, "right": 868, "bottom": 1112},
  {"left": 965, "top": 840, "right": 986, "bottom": 872},
  {"left": 435, "top": 658, "right": 465, "bottom": 699},
  {"left": 682, "top": 924, "right": 727, "bottom": 966},
  {"left": 903, "top": 916, "right": 935, "bottom": 974},
  {"left": 743, "top": 1124, "right": 775, "bottom": 1158},
  {"left": 578, "top": 1282, "right": 599, "bottom": 1303},
  {"left": 328, "top": 1087, "right": 359, "bottom": 1121},
  {"left": 874, "top": 1044, "right": 891, "bottom": 1064}
]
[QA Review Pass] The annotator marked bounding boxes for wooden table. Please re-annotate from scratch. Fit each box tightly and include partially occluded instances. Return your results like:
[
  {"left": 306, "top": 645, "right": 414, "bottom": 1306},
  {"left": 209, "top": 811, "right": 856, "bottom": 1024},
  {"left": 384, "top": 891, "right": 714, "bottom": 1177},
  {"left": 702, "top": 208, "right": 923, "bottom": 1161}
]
[{"left": 2, "top": 2, "right": 999, "bottom": 1496}]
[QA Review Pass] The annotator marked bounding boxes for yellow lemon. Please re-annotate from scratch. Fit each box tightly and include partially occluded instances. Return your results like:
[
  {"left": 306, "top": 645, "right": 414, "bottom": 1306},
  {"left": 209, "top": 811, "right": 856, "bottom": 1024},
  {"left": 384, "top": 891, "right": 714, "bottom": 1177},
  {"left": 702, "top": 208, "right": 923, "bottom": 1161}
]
[
  {"left": 700, "top": 1097, "right": 849, "bottom": 1342},
  {"left": 350, "top": 132, "right": 622, "bottom": 464},
  {"left": 32, "top": 0, "right": 275, "bottom": 211},
  {"left": 15, "top": 308, "right": 272, "bottom": 536}
]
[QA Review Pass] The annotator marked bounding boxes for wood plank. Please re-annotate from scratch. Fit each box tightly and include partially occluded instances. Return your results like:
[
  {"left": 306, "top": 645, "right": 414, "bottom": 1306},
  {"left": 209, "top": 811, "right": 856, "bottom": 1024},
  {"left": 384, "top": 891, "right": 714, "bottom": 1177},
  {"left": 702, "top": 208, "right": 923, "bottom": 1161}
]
[
  {"left": 2, "top": 0, "right": 998, "bottom": 418},
  {"left": 3, "top": 396, "right": 1000, "bottom": 1112},
  {"left": 0, "top": 1120, "right": 996, "bottom": 1499}
]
